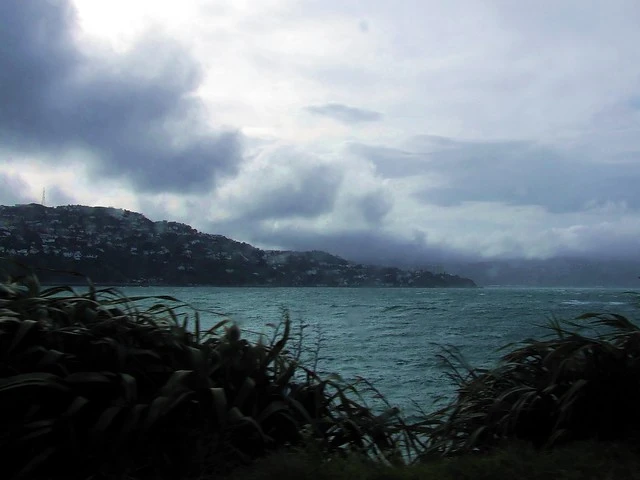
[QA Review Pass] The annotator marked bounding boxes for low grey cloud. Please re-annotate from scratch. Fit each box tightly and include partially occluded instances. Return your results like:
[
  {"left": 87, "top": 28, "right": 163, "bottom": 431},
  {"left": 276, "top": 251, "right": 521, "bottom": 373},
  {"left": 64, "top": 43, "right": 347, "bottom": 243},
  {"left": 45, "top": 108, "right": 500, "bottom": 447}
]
[
  {"left": 358, "top": 20, "right": 370, "bottom": 33},
  {"left": 0, "top": 173, "right": 31, "bottom": 206},
  {"left": 214, "top": 146, "right": 345, "bottom": 223},
  {"left": 0, "top": 1, "right": 242, "bottom": 194},
  {"left": 305, "top": 103, "right": 382, "bottom": 123},
  {"left": 235, "top": 164, "right": 343, "bottom": 221},
  {"left": 45, "top": 186, "right": 77, "bottom": 208},
  {"left": 352, "top": 137, "right": 640, "bottom": 214},
  {"left": 348, "top": 143, "right": 424, "bottom": 177},
  {"left": 355, "top": 190, "right": 393, "bottom": 224},
  {"left": 208, "top": 221, "right": 472, "bottom": 268}
]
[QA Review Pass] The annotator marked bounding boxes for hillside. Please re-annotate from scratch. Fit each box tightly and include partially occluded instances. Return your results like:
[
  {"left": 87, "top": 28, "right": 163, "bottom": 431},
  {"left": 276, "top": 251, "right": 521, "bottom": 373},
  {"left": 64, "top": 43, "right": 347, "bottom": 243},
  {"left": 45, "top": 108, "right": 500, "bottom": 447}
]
[{"left": 0, "top": 204, "right": 476, "bottom": 287}]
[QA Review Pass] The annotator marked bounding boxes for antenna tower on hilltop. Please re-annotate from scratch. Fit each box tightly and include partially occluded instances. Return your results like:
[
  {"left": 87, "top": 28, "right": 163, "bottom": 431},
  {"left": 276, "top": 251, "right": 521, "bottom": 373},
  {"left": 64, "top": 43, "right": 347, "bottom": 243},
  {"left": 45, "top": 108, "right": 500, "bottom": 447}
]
[{"left": 41, "top": 188, "right": 46, "bottom": 206}]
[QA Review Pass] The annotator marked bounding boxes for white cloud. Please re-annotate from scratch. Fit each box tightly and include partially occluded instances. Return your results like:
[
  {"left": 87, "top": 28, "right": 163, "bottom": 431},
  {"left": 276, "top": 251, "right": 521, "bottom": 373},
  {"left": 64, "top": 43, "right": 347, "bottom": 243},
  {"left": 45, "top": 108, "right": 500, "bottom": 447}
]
[{"left": 3, "top": 0, "right": 640, "bottom": 265}]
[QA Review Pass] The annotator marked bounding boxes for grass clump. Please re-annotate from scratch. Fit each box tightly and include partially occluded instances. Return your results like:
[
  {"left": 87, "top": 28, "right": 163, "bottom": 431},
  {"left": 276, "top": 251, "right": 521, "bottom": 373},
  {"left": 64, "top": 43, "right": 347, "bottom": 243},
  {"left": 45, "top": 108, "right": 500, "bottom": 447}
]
[
  {"left": 422, "top": 311, "right": 640, "bottom": 456},
  {"left": 4, "top": 258, "right": 640, "bottom": 480},
  {"left": 0, "top": 262, "right": 417, "bottom": 479}
]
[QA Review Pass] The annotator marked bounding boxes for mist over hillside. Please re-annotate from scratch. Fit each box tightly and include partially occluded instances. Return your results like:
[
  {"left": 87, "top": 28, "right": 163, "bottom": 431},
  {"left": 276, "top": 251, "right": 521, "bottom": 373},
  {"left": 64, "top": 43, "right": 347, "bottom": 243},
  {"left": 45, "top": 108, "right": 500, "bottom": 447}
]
[
  {"left": 449, "top": 258, "right": 640, "bottom": 288},
  {"left": 306, "top": 248, "right": 640, "bottom": 288}
]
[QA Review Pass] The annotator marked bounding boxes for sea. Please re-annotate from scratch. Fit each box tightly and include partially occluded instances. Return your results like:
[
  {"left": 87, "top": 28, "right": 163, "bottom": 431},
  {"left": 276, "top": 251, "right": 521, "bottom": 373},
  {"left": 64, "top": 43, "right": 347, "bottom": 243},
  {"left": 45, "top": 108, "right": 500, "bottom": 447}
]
[{"left": 118, "top": 286, "right": 639, "bottom": 419}]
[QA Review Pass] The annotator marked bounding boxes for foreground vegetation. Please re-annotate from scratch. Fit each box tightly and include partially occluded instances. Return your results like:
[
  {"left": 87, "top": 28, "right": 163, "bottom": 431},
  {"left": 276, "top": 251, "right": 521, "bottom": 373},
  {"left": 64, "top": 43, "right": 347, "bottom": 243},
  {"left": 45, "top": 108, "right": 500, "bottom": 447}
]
[
  {"left": 2, "top": 260, "right": 640, "bottom": 479},
  {"left": 228, "top": 441, "right": 640, "bottom": 480}
]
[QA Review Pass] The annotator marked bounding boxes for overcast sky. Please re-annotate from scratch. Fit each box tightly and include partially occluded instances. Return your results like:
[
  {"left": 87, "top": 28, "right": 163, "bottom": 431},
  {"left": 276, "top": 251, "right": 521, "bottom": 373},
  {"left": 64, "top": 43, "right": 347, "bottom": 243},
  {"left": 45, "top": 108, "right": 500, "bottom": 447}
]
[{"left": 2, "top": 0, "right": 640, "bottom": 265}]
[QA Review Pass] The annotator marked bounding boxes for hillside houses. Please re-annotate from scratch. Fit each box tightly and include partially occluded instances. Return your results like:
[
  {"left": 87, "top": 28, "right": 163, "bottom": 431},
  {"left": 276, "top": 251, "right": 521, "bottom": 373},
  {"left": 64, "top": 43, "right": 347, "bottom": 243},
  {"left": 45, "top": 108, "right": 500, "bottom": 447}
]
[{"left": 0, "top": 204, "right": 476, "bottom": 287}]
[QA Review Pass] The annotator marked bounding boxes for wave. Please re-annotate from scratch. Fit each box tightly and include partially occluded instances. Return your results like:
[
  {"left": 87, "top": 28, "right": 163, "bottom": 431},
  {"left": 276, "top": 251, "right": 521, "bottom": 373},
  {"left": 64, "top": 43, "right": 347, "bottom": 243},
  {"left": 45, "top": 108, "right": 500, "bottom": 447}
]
[
  {"left": 561, "top": 300, "right": 628, "bottom": 306},
  {"left": 382, "top": 305, "right": 440, "bottom": 313}
]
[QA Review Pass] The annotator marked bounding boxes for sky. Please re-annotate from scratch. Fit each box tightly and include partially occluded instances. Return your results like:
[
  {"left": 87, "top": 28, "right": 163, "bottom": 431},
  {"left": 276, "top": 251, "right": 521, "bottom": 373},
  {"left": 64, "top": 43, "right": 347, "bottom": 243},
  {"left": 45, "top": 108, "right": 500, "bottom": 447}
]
[{"left": 2, "top": 0, "right": 640, "bottom": 266}]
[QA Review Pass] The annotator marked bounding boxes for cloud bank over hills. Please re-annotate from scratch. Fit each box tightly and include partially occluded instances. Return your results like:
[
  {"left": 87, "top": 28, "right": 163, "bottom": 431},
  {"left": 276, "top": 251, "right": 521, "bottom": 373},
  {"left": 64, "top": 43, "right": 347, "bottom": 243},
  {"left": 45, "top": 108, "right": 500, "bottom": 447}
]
[{"left": 2, "top": 0, "right": 640, "bottom": 268}]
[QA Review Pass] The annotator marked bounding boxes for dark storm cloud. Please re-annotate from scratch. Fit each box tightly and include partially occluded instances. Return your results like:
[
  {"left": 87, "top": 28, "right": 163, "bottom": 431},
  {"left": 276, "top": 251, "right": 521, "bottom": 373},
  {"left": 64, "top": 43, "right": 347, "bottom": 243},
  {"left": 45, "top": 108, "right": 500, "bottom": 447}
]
[
  {"left": 352, "top": 137, "right": 640, "bottom": 213},
  {"left": 0, "top": 1, "right": 242, "bottom": 193},
  {"left": 305, "top": 103, "right": 382, "bottom": 123}
]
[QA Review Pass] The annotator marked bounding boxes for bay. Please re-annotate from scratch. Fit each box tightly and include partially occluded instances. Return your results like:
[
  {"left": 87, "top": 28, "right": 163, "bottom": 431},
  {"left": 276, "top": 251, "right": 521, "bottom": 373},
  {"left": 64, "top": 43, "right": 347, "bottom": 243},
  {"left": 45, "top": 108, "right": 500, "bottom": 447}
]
[{"left": 119, "top": 286, "right": 639, "bottom": 417}]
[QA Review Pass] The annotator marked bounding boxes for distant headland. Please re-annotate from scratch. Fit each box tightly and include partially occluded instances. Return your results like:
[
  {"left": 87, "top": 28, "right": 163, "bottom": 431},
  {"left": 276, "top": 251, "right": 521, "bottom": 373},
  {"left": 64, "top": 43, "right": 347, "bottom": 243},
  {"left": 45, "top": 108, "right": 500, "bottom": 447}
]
[{"left": 0, "top": 203, "right": 476, "bottom": 287}]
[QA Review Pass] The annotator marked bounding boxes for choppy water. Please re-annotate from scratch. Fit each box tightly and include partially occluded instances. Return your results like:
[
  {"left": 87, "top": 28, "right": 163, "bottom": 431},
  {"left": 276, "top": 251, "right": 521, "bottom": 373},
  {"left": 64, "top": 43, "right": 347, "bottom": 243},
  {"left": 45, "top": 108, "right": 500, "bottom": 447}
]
[{"left": 120, "top": 286, "right": 639, "bottom": 417}]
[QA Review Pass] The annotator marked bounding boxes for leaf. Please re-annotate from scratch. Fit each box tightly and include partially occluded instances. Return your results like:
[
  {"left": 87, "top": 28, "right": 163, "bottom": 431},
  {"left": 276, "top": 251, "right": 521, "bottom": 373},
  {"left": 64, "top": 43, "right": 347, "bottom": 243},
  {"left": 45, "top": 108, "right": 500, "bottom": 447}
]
[
  {"left": 263, "top": 315, "right": 291, "bottom": 366},
  {"left": 163, "top": 391, "right": 194, "bottom": 417},
  {"left": 40, "top": 285, "right": 77, "bottom": 298},
  {"left": 509, "top": 390, "right": 539, "bottom": 426},
  {"left": 92, "top": 405, "right": 125, "bottom": 438},
  {"left": 186, "top": 346, "right": 206, "bottom": 374},
  {"left": 14, "top": 446, "right": 56, "bottom": 480},
  {"left": 0, "top": 372, "right": 68, "bottom": 394},
  {"left": 18, "top": 419, "right": 56, "bottom": 444},
  {"left": 284, "top": 396, "right": 316, "bottom": 427},
  {"left": 195, "top": 311, "right": 201, "bottom": 344},
  {"left": 201, "top": 319, "right": 230, "bottom": 339},
  {"left": 130, "top": 348, "right": 161, "bottom": 363},
  {"left": 594, "top": 313, "right": 639, "bottom": 332},
  {"left": 159, "top": 370, "right": 193, "bottom": 396},
  {"left": 7, "top": 319, "right": 39, "bottom": 355},
  {"left": 545, "top": 427, "right": 568, "bottom": 447},
  {"left": 118, "top": 404, "right": 147, "bottom": 444},
  {"left": 227, "top": 406, "right": 244, "bottom": 423},
  {"left": 144, "top": 396, "right": 169, "bottom": 431},
  {"left": 87, "top": 278, "right": 97, "bottom": 302},
  {"left": 119, "top": 373, "right": 137, "bottom": 404},
  {"left": 256, "top": 400, "right": 290, "bottom": 425},
  {"left": 558, "top": 379, "right": 588, "bottom": 413},
  {"left": 24, "top": 273, "right": 41, "bottom": 298},
  {"left": 36, "top": 349, "right": 65, "bottom": 369},
  {"left": 234, "top": 377, "right": 256, "bottom": 409},
  {"left": 274, "top": 362, "right": 297, "bottom": 389},
  {"left": 65, "top": 372, "right": 112, "bottom": 385},
  {"left": 234, "top": 415, "right": 267, "bottom": 440},
  {"left": 64, "top": 396, "right": 90, "bottom": 417},
  {"left": 0, "top": 317, "right": 21, "bottom": 329},
  {"left": 210, "top": 387, "right": 227, "bottom": 424}
]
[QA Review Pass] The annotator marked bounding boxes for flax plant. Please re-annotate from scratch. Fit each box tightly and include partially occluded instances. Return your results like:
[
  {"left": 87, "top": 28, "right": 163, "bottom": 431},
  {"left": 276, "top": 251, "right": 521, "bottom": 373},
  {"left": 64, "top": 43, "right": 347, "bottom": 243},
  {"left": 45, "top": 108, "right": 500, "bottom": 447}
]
[
  {"left": 0, "top": 261, "right": 420, "bottom": 479},
  {"left": 422, "top": 310, "right": 640, "bottom": 457}
]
